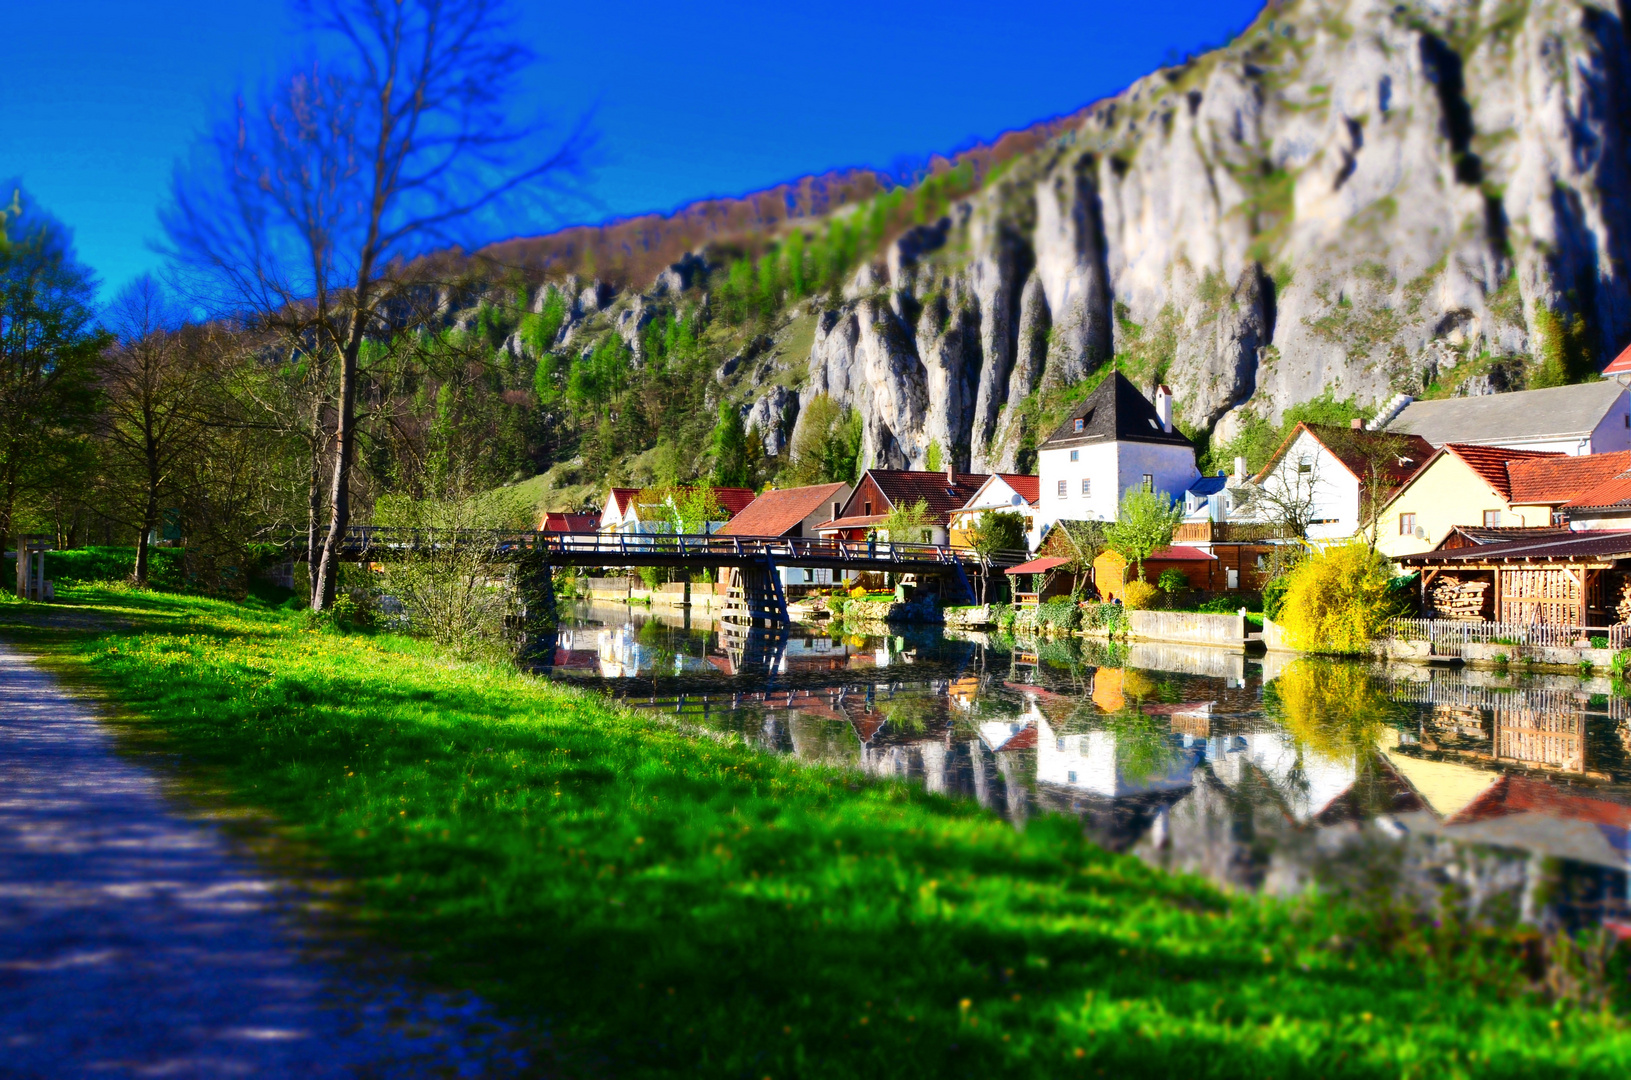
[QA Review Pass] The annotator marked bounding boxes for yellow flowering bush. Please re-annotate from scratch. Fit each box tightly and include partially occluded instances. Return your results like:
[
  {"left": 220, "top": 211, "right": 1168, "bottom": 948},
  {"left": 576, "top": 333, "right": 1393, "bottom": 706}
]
[
  {"left": 1277, "top": 540, "right": 1399, "bottom": 654},
  {"left": 1121, "top": 580, "right": 1159, "bottom": 610}
]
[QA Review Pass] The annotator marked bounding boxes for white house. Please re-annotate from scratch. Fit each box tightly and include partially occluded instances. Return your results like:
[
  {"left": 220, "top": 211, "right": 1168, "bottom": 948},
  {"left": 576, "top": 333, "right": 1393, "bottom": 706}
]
[
  {"left": 948, "top": 474, "right": 1042, "bottom": 550},
  {"left": 1384, "top": 381, "right": 1631, "bottom": 456},
  {"left": 1035, "top": 372, "right": 1199, "bottom": 535},
  {"left": 596, "top": 485, "right": 757, "bottom": 534},
  {"left": 1242, "top": 422, "right": 1434, "bottom": 542}
]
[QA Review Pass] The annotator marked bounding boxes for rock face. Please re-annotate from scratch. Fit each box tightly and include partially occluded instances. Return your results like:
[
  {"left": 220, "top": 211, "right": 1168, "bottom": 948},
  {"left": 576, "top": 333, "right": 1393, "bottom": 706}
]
[{"left": 797, "top": 0, "right": 1631, "bottom": 470}]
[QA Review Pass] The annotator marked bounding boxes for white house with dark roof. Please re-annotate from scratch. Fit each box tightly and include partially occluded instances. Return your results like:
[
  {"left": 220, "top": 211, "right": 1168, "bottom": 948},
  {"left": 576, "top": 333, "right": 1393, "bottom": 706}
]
[
  {"left": 1383, "top": 381, "right": 1631, "bottom": 456},
  {"left": 1035, "top": 372, "right": 1199, "bottom": 534}
]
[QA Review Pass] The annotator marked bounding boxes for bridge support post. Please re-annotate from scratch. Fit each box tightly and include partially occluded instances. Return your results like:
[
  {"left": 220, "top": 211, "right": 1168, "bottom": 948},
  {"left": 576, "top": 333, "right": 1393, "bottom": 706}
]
[
  {"left": 512, "top": 547, "right": 558, "bottom": 666},
  {"left": 721, "top": 556, "right": 789, "bottom": 629}
]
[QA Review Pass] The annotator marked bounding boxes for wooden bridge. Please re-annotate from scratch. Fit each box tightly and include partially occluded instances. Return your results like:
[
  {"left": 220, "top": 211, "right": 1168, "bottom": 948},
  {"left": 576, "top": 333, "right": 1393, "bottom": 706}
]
[{"left": 280, "top": 527, "right": 1024, "bottom": 634}]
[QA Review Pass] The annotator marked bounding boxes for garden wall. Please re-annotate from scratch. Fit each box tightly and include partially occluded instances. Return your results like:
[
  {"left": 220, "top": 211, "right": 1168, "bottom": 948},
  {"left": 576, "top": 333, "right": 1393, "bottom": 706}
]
[{"left": 1127, "top": 610, "right": 1247, "bottom": 647}]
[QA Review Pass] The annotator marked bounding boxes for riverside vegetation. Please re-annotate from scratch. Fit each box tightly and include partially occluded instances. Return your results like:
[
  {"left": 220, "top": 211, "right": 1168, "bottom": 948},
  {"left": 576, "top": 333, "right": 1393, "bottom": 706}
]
[{"left": 4, "top": 581, "right": 1631, "bottom": 1078}]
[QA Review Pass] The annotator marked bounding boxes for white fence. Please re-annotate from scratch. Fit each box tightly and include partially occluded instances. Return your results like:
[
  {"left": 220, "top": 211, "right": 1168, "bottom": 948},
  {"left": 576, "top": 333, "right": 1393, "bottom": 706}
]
[{"left": 1386, "top": 618, "right": 1629, "bottom": 651}]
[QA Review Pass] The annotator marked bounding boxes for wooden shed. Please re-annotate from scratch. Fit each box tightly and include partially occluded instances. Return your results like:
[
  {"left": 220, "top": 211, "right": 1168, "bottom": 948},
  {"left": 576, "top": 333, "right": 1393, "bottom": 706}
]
[
  {"left": 1394, "top": 530, "right": 1631, "bottom": 628},
  {"left": 1093, "top": 545, "right": 1219, "bottom": 602}
]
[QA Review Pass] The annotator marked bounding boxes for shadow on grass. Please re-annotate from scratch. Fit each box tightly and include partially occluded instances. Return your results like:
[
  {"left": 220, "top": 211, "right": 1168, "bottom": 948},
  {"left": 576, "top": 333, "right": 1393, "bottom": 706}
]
[{"left": 4, "top": 586, "right": 1628, "bottom": 1078}]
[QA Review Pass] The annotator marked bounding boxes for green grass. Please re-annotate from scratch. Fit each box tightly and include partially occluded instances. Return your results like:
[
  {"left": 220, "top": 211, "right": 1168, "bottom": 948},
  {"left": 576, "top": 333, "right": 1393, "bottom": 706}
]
[{"left": 3, "top": 584, "right": 1631, "bottom": 1077}]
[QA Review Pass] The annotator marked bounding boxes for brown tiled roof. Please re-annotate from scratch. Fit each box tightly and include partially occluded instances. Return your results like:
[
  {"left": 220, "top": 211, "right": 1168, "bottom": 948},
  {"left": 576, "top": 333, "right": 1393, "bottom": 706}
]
[
  {"left": 818, "top": 514, "right": 889, "bottom": 531},
  {"left": 1506, "top": 450, "right": 1631, "bottom": 505},
  {"left": 1566, "top": 472, "right": 1631, "bottom": 510},
  {"left": 716, "top": 483, "right": 849, "bottom": 537},
  {"left": 606, "top": 487, "right": 639, "bottom": 515},
  {"left": 1396, "top": 530, "right": 1631, "bottom": 565},
  {"left": 862, "top": 470, "right": 990, "bottom": 525},
  {"left": 1440, "top": 444, "right": 1563, "bottom": 500},
  {"left": 1301, "top": 425, "right": 1437, "bottom": 490}
]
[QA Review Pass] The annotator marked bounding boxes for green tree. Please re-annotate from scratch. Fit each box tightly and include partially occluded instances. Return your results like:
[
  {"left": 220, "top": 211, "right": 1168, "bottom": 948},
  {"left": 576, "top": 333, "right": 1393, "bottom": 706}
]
[
  {"left": 1105, "top": 486, "right": 1181, "bottom": 581},
  {"left": 881, "top": 497, "right": 933, "bottom": 543},
  {"left": 0, "top": 186, "right": 106, "bottom": 552},
  {"left": 925, "top": 439, "right": 943, "bottom": 473},
  {"left": 785, "top": 394, "right": 862, "bottom": 485},
  {"left": 967, "top": 509, "right": 1027, "bottom": 602},
  {"left": 711, "top": 401, "right": 750, "bottom": 487}
]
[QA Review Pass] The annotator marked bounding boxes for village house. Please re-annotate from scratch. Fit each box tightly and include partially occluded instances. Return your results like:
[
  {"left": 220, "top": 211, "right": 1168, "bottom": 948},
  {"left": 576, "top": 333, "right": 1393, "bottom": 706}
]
[
  {"left": 596, "top": 485, "right": 756, "bottom": 534},
  {"left": 1382, "top": 380, "right": 1631, "bottom": 456},
  {"left": 536, "top": 511, "right": 599, "bottom": 533},
  {"left": 1376, "top": 447, "right": 1631, "bottom": 557},
  {"left": 817, "top": 467, "right": 987, "bottom": 546},
  {"left": 717, "top": 482, "right": 853, "bottom": 588},
  {"left": 1035, "top": 372, "right": 1199, "bottom": 536},
  {"left": 1243, "top": 421, "right": 1434, "bottom": 544},
  {"left": 947, "top": 473, "right": 1041, "bottom": 550}
]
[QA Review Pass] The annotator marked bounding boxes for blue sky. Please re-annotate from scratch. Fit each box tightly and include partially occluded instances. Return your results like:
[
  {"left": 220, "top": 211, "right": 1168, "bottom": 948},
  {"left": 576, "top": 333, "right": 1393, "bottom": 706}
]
[{"left": 1, "top": 0, "right": 1263, "bottom": 298}]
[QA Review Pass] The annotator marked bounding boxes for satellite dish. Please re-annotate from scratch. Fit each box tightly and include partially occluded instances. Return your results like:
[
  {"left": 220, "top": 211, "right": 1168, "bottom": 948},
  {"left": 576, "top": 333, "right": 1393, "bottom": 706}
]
[{"left": 1414, "top": 526, "right": 1427, "bottom": 539}]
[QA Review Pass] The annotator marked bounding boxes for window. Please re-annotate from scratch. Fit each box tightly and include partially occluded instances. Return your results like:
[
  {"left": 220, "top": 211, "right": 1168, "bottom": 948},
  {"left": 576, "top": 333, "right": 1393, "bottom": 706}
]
[
  {"left": 832, "top": 502, "right": 841, "bottom": 520},
  {"left": 1057, "top": 480, "right": 1067, "bottom": 498},
  {"left": 804, "top": 569, "right": 814, "bottom": 582},
  {"left": 863, "top": 501, "right": 872, "bottom": 516},
  {"left": 1067, "top": 770, "right": 1078, "bottom": 784},
  {"left": 1483, "top": 510, "right": 1501, "bottom": 528},
  {"left": 1056, "top": 737, "right": 1065, "bottom": 751},
  {"left": 1081, "top": 478, "right": 1091, "bottom": 497},
  {"left": 1073, "top": 418, "right": 1085, "bottom": 433},
  {"left": 1399, "top": 512, "right": 1416, "bottom": 536},
  {"left": 1142, "top": 473, "right": 1153, "bottom": 491},
  {"left": 1298, "top": 455, "right": 1312, "bottom": 475},
  {"left": 1069, "top": 449, "right": 1079, "bottom": 462}
]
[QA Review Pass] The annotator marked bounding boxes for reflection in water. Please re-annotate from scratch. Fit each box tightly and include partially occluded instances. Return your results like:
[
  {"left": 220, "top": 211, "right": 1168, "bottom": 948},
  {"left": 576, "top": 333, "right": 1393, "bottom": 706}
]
[{"left": 542, "top": 602, "right": 1631, "bottom": 932}]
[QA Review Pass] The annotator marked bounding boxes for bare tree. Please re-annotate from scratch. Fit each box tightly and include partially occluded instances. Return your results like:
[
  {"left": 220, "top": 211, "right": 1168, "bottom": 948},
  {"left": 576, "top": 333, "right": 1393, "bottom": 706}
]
[
  {"left": 1322, "top": 426, "right": 1419, "bottom": 551},
  {"left": 162, "top": 0, "right": 588, "bottom": 610},
  {"left": 100, "top": 278, "right": 222, "bottom": 584},
  {"left": 1238, "top": 451, "right": 1322, "bottom": 543}
]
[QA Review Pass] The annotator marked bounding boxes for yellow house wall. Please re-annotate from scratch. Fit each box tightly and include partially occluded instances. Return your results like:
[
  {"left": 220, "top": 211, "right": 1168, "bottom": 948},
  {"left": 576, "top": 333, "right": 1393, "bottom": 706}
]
[{"left": 1376, "top": 457, "right": 1552, "bottom": 557}]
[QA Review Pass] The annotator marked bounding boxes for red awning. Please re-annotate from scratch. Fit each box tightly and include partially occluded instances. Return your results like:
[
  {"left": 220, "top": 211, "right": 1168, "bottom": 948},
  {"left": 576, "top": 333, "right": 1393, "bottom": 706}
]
[{"left": 1004, "top": 556, "right": 1069, "bottom": 575}]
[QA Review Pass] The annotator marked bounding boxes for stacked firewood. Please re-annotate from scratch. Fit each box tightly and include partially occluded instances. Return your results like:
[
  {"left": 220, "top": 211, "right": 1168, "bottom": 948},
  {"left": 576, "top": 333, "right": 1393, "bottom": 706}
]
[
  {"left": 1617, "top": 582, "right": 1631, "bottom": 625},
  {"left": 1430, "top": 579, "right": 1488, "bottom": 621}
]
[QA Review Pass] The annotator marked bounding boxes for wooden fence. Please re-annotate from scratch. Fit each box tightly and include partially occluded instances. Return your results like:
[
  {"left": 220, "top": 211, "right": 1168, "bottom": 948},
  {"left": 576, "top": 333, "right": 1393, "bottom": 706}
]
[{"left": 1386, "top": 617, "right": 1629, "bottom": 652}]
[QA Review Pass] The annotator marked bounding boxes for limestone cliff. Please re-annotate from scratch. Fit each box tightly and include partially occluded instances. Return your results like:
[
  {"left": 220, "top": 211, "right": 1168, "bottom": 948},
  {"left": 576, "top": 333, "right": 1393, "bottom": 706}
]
[{"left": 513, "top": 0, "right": 1631, "bottom": 480}]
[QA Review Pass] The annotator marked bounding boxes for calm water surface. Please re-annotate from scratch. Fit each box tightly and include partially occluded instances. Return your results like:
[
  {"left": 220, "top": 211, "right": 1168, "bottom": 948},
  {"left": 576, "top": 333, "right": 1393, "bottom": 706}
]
[{"left": 537, "top": 602, "right": 1631, "bottom": 931}]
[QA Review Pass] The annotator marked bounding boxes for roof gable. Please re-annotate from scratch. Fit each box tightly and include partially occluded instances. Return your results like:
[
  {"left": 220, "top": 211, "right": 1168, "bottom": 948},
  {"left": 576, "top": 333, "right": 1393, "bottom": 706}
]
[
  {"left": 958, "top": 473, "right": 1040, "bottom": 513},
  {"left": 1257, "top": 423, "right": 1435, "bottom": 490},
  {"left": 1040, "top": 371, "right": 1193, "bottom": 450}
]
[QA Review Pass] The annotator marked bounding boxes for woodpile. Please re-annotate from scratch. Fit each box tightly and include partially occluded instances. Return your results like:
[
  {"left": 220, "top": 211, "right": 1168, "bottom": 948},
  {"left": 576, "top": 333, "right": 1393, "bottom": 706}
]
[{"left": 1430, "top": 578, "right": 1488, "bottom": 621}]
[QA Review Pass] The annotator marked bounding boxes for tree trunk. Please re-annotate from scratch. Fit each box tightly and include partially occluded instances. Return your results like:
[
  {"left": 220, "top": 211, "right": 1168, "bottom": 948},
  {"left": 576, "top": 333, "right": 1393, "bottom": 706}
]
[
  {"left": 306, "top": 401, "right": 324, "bottom": 606},
  {"left": 135, "top": 489, "right": 158, "bottom": 585},
  {"left": 313, "top": 317, "right": 365, "bottom": 612}
]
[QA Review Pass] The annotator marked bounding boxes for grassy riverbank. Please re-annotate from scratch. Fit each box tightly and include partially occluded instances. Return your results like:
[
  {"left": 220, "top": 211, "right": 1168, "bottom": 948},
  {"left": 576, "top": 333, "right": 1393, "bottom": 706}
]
[{"left": 3, "top": 585, "right": 1629, "bottom": 1078}]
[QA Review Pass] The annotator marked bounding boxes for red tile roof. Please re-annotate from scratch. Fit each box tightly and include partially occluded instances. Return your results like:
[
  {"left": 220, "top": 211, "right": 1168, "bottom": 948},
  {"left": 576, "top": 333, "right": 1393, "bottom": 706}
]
[
  {"left": 1304, "top": 425, "right": 1437, "bottom": 490},
  {"left": 818, "top": 514, "right": 889, "bottom": 531},
  {"left": 540, "top": 512, "right": 599, "bottom": 533},
  {"left": 1605, "top": 341, "right": 1631, "bottom": 376},
  {"left": 1506, "top": 450, "right": 1631, "bottom": 505},
  {"left": 605, "top": 487, "right": 640, "bottom": 516},
  {"left": 1148, "top": 545, "right": 1216, "bottom": 562},
  {"left": 1450, "top": 774, "right": 1631, "bottom": 829},
  {"left": 717, "top": 483, "right": 849, "bottom": 536},
  {"left": 1004, "top": 556, "right": 1070, "bottom": 576},
  {"left": 997, "top": 474, "right": 1040, "bottom": 506},
  {"left": 1566, "top": 472, "right": 1631, "bottom": 510},
  {"left": 861, "top": 470, "right": 990, "bottom": 525},
  {"left": 1440, "top": 444, "right": 1563, "bottom": 500},
  {"left": 628, "top": 486, "right": 757, "bottom": 519}
]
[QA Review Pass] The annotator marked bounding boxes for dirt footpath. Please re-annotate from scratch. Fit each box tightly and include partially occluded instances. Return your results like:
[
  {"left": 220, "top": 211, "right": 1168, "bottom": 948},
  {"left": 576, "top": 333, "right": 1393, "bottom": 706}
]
[{"left": 0, "top": 642, "right": 538, "bottom": 1077}]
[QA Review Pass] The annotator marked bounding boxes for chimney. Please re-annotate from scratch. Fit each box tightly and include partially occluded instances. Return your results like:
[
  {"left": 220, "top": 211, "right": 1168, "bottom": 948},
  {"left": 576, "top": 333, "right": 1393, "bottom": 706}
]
[
  {"left": 946, "top": 462, "right": 955, "bottom": 484},
  {"left": 1233, "top": 455, "right": 1248, "bottom": 482},
  {"left": 1155, "top": 385, "right": 1173, "bottom": 432},
  {"left": 1350, "top": 417, "right": 1363, "bottom": 429}
]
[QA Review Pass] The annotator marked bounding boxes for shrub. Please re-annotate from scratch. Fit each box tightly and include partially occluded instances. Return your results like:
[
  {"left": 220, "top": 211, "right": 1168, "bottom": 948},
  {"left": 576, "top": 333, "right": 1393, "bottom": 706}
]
[
  {"left": 1080, "top": 602, "right": 1126, "bottom": 634},
  {"left": 1195, "top": 596, "right": 1242, "bottom": 614},
  {"left": 1035, "top": 600, "right": 1081, "bottom": 632},
  {"left": 1122, "top": 580, "right": 1159, "bottom": 610},
  {"left": 1262, "top": 575, "right": 1292, "bottom": 620},
  {"left": 1591, "top": 635, "right": 1609, "bottom": 649},
  {"left": 1277, "top": 540, "right": 1401, "bottom": 654},
  {"left": 1156, "top": 569, "right": 1188, "bottom": 594}
]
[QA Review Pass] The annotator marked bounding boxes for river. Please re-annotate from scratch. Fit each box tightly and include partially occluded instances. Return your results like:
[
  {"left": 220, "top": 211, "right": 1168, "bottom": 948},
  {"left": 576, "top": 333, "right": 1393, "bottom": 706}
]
[{"left": 534, "top": 601, "right": 1631, "bottom": 932}]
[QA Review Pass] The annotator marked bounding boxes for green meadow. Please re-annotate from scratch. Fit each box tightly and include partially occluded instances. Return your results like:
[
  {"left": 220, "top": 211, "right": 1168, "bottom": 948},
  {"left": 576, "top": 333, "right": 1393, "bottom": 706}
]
[{"left": 3, "top": 584, "right": 1629, "bottom": 1078}]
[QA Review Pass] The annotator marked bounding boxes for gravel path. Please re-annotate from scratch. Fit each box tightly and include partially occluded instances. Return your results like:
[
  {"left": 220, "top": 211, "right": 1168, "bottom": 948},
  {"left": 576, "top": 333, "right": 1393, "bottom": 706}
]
[{"left": 0, "top": 642, "right": 538, "bottom": 1078}]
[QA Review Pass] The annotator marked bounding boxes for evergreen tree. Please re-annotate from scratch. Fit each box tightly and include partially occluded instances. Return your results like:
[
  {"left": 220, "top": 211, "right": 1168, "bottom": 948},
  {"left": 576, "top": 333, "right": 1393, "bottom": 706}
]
[{"left": 712, "top": 401, "right": 749, "bottom": 487}]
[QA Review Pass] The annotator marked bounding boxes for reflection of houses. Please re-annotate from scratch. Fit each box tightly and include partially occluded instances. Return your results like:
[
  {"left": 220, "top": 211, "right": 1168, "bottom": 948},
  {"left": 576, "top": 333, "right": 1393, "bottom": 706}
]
[{"left": 594, "top": 625, "right": 716, "bottom": 678}]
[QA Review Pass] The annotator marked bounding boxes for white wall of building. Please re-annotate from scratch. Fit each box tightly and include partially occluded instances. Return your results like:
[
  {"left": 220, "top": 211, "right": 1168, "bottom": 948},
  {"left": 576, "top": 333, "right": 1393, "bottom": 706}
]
[
  {"left": 1248, "top": 430, "right": 1363, "bottom": 541},
  {"left": 1037, "top": 442, "right": 1197, "bottom": 533}
]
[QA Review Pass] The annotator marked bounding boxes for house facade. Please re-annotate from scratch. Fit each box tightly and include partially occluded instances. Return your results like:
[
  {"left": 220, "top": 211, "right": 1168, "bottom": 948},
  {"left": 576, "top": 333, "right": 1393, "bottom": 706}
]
[
  {"left": 1243, "top": 423, "right": 1434, "bottom": 544},
  {"left": 947, "top": 474, "right": 1041, "bottom": 550},
  {"left": 818, "top": 469, "right": 987, "bottom": 546},
  {"left": 1374, "top": 446, "right": 1631, "bottom": 557},
  {"left": 1035, "top": 373, "right": 1198, "bottom": 535},
  {"left": 596, "top": 485, "right": 756, "bottom": 534}
]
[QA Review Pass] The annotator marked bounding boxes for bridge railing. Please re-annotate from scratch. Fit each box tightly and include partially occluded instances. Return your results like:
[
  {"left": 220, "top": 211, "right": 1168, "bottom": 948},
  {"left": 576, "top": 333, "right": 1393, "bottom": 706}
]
[{"left": 270, "top": 527, "right": 1028, "bottom": 568}]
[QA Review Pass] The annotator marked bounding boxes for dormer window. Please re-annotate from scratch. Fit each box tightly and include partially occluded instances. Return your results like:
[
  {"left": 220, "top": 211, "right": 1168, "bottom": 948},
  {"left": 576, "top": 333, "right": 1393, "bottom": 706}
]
[{"left": 1073, "top": 418, "right": 1085, "bottom": 433}]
